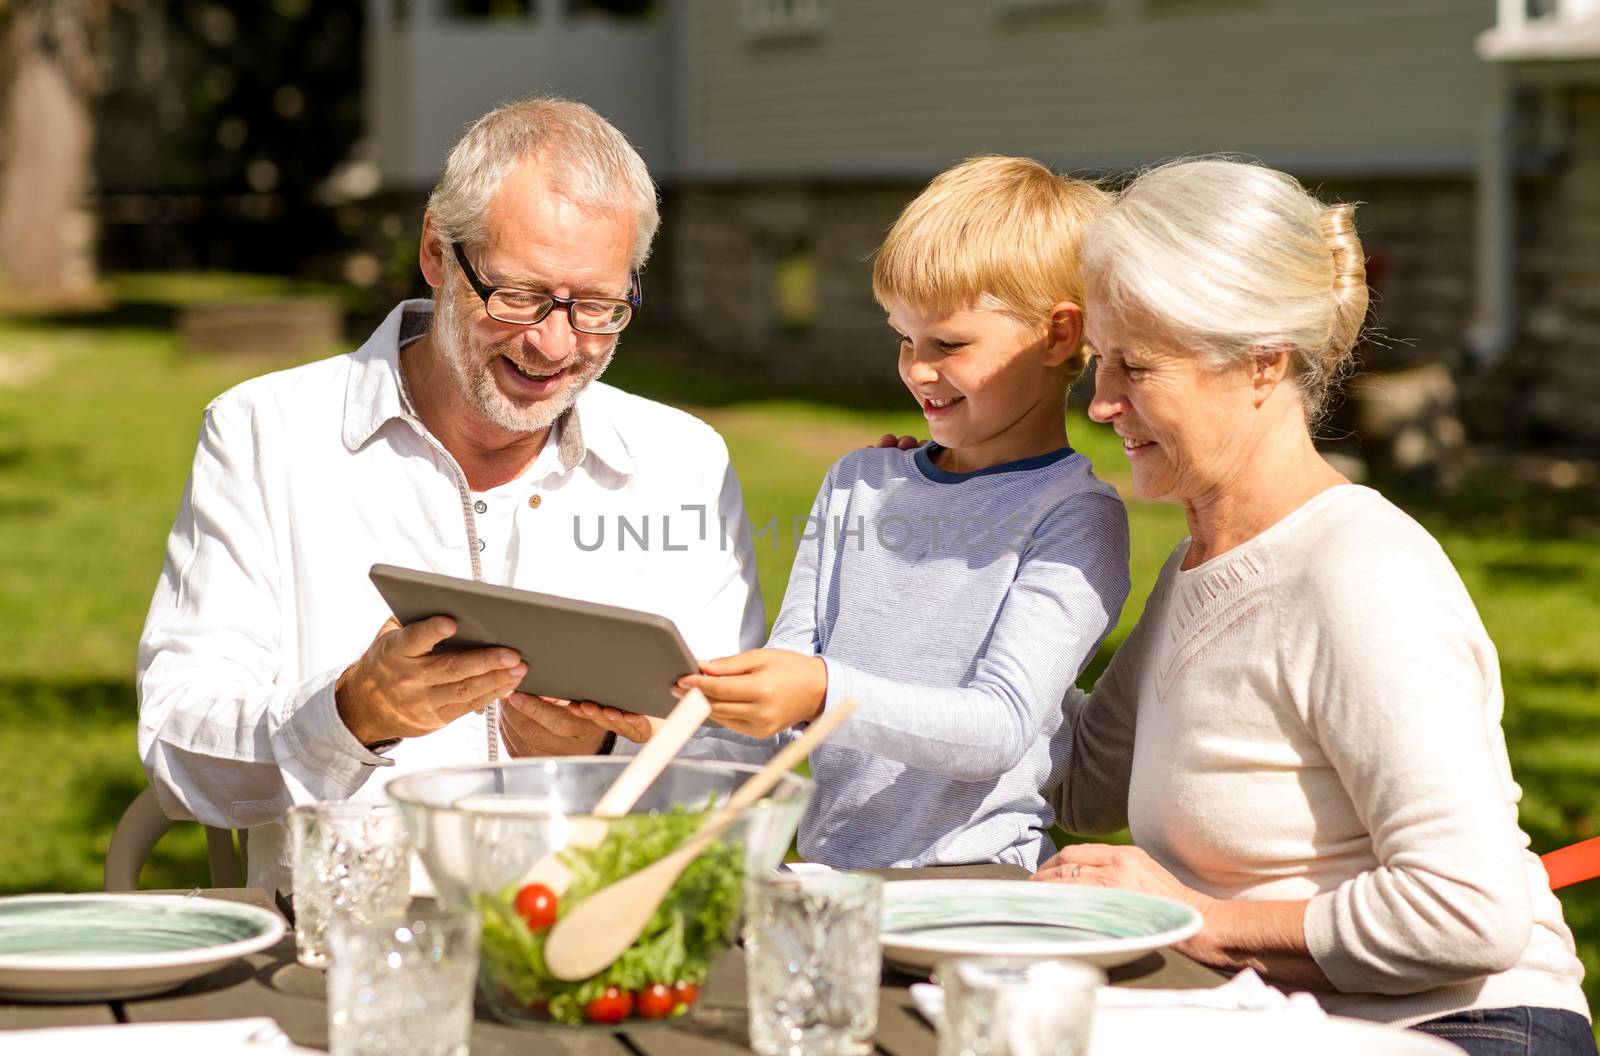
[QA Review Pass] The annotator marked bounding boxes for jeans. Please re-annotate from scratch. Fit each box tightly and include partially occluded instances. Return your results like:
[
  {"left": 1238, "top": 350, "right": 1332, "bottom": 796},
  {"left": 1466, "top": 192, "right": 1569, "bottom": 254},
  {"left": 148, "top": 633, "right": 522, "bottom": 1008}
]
[{"left": 1411, "top": 1006, "right": 1598, "bottom": 1056}]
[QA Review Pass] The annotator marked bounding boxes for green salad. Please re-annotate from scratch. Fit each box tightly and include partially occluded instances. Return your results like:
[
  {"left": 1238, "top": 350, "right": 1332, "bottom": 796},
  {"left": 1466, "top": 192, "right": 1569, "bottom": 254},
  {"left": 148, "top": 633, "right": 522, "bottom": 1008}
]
[{"left": 475, "top": 805, "right": 744, "bottom": 1025}]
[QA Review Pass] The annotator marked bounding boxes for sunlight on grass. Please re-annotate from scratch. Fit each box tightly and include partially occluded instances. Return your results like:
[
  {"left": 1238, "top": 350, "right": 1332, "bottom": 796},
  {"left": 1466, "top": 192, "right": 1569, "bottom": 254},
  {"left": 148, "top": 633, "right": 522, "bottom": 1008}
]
[{"left": 108, "top": 271, "right": 353, "bottom": 307}]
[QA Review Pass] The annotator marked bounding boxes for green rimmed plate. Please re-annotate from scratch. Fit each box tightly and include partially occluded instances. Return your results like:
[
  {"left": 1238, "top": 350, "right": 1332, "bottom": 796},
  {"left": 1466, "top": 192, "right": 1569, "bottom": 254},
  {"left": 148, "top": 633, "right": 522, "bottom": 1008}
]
[
  {"left": 0, "top": 894, "right": 286, "bottom": 1002},
  {"left": 880, "top": 880, "right": 1202, "bottom": 972}
]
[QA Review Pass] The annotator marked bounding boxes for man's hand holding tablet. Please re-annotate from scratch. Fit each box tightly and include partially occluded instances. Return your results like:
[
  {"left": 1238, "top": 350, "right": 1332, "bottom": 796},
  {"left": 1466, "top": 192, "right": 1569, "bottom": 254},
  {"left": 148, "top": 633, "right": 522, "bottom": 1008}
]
[
  {"left": 335, "top": 615, "right": 527, "bottom": 748},
  {"left": 366, "top": 565, "right": 705, "bottom": 754}
]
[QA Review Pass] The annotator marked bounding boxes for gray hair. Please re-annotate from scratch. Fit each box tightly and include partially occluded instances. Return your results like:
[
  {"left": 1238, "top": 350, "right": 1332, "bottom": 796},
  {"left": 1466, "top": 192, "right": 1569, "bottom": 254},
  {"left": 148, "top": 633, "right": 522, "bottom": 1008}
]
[
  {"left": 1084, "top": 158, "right": 1368, "bottom": 421},
  {"left": 426, "top": 96, "right": 660, "bottom": 269}
]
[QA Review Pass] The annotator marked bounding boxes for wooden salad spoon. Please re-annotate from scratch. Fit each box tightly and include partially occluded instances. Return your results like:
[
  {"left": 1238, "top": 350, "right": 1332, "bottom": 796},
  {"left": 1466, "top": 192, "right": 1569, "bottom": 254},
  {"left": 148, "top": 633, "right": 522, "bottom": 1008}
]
[
  {"left": 543, "top": 698, "right": 856, "bottom": 982},
  {"left": 457, "top": 688, "right": 711, "bottom": 895}
]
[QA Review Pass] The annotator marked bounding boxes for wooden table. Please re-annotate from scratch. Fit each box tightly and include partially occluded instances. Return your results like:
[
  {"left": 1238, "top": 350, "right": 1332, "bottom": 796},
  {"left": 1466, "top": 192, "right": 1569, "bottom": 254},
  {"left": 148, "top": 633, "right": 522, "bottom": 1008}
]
[{"left": 0, "top": 868, "right": 1223, "bottom": 1053}]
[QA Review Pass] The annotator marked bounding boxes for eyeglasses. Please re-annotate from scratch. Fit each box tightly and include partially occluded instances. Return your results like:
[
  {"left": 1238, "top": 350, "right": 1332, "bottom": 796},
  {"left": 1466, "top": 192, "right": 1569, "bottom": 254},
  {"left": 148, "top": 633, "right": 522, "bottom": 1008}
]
[{"left": 451, "top": 242, "right": 641, "bottom": 335}]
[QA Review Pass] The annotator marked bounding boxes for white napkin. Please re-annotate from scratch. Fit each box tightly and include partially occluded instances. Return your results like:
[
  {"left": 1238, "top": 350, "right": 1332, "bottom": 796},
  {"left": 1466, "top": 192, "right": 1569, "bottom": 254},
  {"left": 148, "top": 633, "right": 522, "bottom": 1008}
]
[
  {"left": 1096, "top": 968, "right": 1325, "bottom": 1015},
  {"left": 2, "top": 1018, "right": 315, "bottom": 1055},
  {"left": 780, "top": 862, "right": 837, "bottom": 874},
  {"left": 910, "top": 968, "right": 1326, "bottom": 1025}
]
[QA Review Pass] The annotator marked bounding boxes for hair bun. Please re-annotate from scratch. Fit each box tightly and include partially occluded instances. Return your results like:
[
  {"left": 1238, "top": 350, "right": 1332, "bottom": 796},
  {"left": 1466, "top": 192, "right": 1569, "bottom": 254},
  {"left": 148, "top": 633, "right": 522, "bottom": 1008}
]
[{"left": 1319, "top": 203, "right": 1368, "bottom": 368}]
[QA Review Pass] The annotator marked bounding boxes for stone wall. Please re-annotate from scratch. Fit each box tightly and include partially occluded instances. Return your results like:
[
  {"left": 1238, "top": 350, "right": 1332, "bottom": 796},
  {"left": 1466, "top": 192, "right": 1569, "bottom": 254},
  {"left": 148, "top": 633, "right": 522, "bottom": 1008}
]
[
  {"left": 1316, "top": 177, "right": 1478, "bottom": 374},
  {"left": 661, "top": 136, "right": 1600, "bottom": 450},
  {"left": 1503, "top": 86, "right": 1600, "bottom": 446},
  {"left": 664, "top": 173, "right": 1485, "bottom": 410},
  {"left": 665, "top": 183, "right": 910, "bottom": 403}
]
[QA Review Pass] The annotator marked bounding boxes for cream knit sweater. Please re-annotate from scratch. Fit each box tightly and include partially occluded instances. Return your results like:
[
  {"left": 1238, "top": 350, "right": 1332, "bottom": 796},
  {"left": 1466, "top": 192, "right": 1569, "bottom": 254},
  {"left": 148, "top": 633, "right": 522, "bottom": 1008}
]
[{"left": 1055, "top": 485, "right": 1589, "bottom": 1027}]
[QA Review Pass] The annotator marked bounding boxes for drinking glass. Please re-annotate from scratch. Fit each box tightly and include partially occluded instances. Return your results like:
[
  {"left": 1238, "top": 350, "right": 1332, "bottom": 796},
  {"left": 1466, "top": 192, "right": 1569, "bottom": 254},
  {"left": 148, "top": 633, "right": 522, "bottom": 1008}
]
[
  {"left": 327, "top": 902, "right": 479, "bottom": 1056},
  {"left": 289, "top": 801, "right": 412, "bottom": 968},
  {"left": 744, "top": 870, "right": 883, "bottom": 1056},
  {"left": 936, "top": 956, "right": 1102, "bottom": 1056}
]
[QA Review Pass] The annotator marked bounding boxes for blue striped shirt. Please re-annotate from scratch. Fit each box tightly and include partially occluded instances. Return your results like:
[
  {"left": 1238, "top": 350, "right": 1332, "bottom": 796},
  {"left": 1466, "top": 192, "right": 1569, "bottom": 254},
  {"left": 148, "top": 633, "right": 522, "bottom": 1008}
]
[{"left": 690, "top": 442, "right": 1129, "bottom": 870}]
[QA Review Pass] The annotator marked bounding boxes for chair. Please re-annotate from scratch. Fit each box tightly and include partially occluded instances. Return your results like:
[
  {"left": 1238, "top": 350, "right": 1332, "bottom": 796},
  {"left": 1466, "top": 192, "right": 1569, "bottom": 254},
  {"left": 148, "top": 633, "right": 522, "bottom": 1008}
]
[
  {"left": 1542, "top": 837, "right": 1600, "bottom": 891},
  {"left": 104, "top": 786, "right": 246, "bottom": 891}
]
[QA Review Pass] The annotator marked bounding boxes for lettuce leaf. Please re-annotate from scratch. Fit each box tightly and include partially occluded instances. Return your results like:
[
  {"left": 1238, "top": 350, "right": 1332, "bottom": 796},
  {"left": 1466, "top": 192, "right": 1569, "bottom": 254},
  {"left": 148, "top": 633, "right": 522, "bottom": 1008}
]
[{"left": 474, "top": 805, "right": 744, "bottom": 1025}]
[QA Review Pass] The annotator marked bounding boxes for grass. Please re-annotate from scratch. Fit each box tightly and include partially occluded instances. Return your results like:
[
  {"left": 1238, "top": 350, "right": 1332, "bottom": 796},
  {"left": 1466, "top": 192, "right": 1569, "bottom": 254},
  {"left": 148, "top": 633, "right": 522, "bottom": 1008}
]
[{"left": 1, "top": 279, "right": 1597, "bottom": 1022}]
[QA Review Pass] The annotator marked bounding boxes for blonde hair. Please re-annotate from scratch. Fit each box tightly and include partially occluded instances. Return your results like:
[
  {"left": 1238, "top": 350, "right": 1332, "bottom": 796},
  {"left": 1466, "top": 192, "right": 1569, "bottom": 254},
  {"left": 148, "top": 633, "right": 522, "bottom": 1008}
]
[
  {"left": 1084, "top": 158, "right": 1368, "bottom": 421},
  {"left": 872, "top": 155, "right": 1111, "bottom": 382},
  {"left": 427, "top": 96, "right": 659, "bottom": 268}
]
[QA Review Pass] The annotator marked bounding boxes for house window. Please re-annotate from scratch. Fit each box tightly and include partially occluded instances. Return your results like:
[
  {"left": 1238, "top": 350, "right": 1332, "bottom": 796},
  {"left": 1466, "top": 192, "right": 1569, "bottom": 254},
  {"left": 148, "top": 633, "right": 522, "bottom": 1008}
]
[
  {"left": 446, "top": 0, "right": 537, "bottom": 17},
  {"left": 568, "top": 0, "right": 658, "bottom": 16},
  {"left": 741, "top": 0, "right": 823, "bottom": 38},
  {"left": 996, "top": 0, "right": 1104, "bottom": 13},
  {"left": 772, "top": 247, "right": 820, "bottom": 335}
]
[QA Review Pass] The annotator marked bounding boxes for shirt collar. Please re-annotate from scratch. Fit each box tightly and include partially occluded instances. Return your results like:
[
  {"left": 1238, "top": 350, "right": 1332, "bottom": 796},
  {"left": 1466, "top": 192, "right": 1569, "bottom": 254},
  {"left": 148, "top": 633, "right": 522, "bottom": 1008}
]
[
  {"left": 563, "top": 382, "right": 633, "bottom": 476},
  {"left": 341, "top": 299, "right": 634, "bottom": 478}
]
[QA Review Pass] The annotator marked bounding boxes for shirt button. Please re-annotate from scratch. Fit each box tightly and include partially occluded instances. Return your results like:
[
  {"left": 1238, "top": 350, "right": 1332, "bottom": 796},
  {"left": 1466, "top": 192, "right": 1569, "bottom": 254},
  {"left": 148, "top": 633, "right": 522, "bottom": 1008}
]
[
  {"left": 528, "top": 494, "right": 542, "bottom": 509},
  {"left": 476, "top": 539, "right": 486, "bottom": 552},
  {"left": 474, "top": 500, "right": 487, "bottom": 514}
]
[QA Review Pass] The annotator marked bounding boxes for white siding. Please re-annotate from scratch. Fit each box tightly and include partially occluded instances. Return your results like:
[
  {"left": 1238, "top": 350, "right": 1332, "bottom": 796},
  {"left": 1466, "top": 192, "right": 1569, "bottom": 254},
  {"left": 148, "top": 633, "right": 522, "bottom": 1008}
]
[
  {"left": 675, "top": 0, "right": 1498, "bottom": 178},
  {"left": 365, "top": 5, "right": 674, "bottom": 190}
]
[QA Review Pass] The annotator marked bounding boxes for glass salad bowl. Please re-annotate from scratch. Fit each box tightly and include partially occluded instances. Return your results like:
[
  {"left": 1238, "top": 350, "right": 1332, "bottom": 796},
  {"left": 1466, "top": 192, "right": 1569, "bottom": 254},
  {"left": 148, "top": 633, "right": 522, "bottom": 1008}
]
[{"left": 386, "top": 757, "right": 812, "bottom": 1029}]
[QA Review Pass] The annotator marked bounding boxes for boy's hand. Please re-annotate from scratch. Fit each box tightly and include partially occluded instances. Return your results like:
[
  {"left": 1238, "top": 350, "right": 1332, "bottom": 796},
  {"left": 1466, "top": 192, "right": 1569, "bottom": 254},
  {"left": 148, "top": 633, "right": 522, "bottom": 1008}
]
[{"left": 678, "top": 649, "right": 828, "bottom": 739}]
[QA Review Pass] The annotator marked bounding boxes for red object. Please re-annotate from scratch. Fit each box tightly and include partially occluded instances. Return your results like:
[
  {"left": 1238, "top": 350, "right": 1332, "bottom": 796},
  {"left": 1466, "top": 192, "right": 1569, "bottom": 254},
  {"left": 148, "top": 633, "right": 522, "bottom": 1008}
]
[
  {"left": 512, "top": 883, "right": 558, "bottom": 930},
  {"left": 1543, "top": 837, "right": 1600, "bottom": 890},
  {"left": 635, "top": 983, "right": 675, "bottom": 1020},
  {"left": 584, "top": 986, "right": 633, "bottom": 1024},
  {"left": 671, "top": 980, "right": 700, "bottom": 1010}
]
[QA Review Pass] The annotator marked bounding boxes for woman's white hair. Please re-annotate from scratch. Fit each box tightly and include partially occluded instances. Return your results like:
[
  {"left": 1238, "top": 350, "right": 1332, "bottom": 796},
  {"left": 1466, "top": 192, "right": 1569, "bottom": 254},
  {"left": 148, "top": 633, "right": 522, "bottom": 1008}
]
[
  {"left": 426, "top": 96, "right": 660, "bottom": 269},
  {"left": 1084, "top": 158, "right": 1368, "bottom": 421}
]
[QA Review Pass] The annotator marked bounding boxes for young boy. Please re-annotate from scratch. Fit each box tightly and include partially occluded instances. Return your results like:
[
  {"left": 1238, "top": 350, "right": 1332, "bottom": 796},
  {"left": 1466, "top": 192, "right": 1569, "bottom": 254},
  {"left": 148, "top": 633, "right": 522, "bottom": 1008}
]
[{"left": 590, "top": 156, "right": 1129, "bottom": 870}]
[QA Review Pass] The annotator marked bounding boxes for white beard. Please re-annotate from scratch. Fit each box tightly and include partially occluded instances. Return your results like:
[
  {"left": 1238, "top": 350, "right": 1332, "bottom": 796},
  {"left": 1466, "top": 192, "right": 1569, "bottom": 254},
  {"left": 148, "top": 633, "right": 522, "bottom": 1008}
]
[{"left": 432, "top": 286, "right": 617, "bottom": 435}]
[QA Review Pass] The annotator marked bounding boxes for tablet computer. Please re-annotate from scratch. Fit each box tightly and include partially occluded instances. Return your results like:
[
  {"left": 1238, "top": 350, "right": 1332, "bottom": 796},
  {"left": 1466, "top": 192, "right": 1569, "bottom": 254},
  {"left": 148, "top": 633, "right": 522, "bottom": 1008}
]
[{"left": 368, "top": 564, "right": 699, "bottom": 720}]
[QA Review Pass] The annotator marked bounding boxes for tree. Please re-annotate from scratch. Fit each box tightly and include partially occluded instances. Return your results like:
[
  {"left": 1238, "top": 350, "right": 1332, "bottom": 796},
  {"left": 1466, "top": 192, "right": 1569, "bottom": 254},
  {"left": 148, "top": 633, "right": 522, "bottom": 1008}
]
[{"left": 0, "top": 0, "right": 108, "bottom": 301}]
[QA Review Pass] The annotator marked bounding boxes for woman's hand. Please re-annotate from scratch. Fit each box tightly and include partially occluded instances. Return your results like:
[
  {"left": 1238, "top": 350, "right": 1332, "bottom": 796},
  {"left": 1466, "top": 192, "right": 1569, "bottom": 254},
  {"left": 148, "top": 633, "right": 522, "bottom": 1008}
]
[
  {"left": 1034, "top": 844, "right": 1218, "bottom": 965},
  {"left": 677, "top": 649, "right": 828, "bottom": 739},
  {"left": 1034, "top": 844, "right": 1327, "bottom": 988},
  {"left": 1033, "top": 843, "right": 1216, "bottom": 918}
]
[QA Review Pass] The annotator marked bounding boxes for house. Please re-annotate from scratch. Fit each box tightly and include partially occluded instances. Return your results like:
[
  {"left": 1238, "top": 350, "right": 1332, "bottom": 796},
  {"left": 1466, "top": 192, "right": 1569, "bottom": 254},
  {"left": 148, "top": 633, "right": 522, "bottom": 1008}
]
[
  {"left": 362, "top": 0, "right": 1600, "bottom": 445},
  {"left": 1474, "top": 0, "right": 1600, "bottom": 446}
]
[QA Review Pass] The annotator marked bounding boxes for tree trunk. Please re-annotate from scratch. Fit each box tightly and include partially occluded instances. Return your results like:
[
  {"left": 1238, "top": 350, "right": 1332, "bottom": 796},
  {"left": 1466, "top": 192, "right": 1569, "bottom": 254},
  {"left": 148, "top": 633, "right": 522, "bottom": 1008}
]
[{"left": 0, "top": 1, "right": 103, "bottom": 300}]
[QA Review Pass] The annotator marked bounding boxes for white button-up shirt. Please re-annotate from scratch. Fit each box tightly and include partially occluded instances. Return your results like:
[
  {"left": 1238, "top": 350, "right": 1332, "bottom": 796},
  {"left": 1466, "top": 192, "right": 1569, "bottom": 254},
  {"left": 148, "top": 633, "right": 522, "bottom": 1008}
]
[{"left": 137, "top": 300, "right": 764, "bottom": 892}]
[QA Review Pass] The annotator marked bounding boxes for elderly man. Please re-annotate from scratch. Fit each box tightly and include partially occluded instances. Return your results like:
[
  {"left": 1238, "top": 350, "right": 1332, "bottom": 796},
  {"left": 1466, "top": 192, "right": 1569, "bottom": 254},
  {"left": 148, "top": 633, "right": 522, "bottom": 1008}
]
[{"left": 137, "top": 98, "right": 763, "bottom": 893}]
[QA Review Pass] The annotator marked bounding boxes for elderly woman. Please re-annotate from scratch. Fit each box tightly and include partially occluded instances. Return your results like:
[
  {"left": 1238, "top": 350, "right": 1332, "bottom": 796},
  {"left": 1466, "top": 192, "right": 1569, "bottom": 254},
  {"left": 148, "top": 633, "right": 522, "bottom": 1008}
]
[{"left": 1032, "top": 158, "right": 1593, "bottom": 1054}]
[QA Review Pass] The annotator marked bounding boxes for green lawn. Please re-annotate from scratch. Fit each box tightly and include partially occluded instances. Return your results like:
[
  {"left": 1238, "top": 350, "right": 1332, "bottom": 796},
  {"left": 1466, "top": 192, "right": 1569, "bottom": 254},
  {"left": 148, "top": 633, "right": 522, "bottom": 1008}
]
[{"left": 1, "top": 282, "right": 1596, "bottom": 1020}]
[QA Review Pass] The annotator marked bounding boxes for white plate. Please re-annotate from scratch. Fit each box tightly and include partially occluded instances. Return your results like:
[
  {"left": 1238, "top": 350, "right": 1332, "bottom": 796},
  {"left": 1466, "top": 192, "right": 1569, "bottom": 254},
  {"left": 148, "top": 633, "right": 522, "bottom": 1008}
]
[
  {"left": 0, "top": 1019, "right": 325, "bottom": 1055},
  {"left": 880, "top": 879, "right": 1202, "bottom": 971},
  {"left": 1091, "top": 1008, "right": 1462, "bottom": 1056},
  {"left": 0, "top": 894, "right": 286, "bottom": 1002}
]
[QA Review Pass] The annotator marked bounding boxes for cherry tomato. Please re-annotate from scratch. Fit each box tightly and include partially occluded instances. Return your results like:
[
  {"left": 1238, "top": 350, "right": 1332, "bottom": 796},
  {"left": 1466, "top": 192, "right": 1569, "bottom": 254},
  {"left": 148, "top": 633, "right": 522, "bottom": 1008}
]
[
  {"left": 635, "top": 982, "right": 675, "bottom": 1020},
  {"left": 583, "top": 985, "right": 633, "bottom": 1024},
  {"left": 512, "top": 883, "right": 558, "bottom": 930},
  {"left": 671, "top": 980, "right": 700, "bottom": 1010}
]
